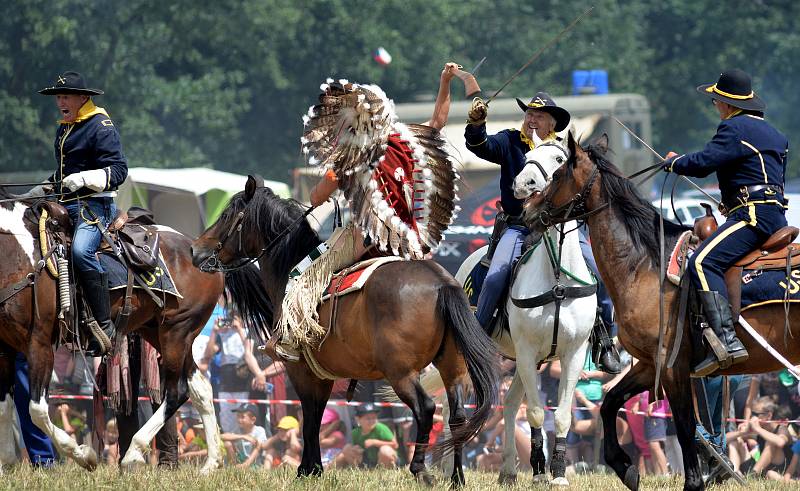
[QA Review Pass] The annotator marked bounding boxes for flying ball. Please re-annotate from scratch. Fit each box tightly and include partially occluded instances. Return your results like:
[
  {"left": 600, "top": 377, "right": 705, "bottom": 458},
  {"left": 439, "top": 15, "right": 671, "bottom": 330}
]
[{"left": 374, "top": 47, "right": 392, "bottom": 66}]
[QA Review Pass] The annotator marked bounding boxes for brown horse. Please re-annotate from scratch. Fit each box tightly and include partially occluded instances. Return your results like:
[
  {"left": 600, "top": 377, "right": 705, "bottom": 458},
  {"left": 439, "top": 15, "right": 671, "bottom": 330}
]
[
  {"left": 523, "top": 133, "right": 800, "bottom": 491},
  {"left": 0, "top": 191, "right": 223, "bottom": 472},
  {"left": 191, "top": 176, "right": 498, "bottom": 485}
]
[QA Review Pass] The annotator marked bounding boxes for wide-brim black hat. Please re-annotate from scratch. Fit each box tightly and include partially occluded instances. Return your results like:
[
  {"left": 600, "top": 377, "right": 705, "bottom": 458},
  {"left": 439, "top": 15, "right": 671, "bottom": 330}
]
[
  {"left": 696, "top": 69, "right": 764, "bottom": 111},
  {"left": 38, "top": 71, "right": 104, "bottom": 96},
  {"left": 516, "top": 92, "right": 571, "bottom": 132}
]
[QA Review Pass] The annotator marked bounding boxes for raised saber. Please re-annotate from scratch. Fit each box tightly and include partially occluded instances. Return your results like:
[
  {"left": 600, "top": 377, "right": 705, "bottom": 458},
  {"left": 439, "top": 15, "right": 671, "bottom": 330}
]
[
  {"left": 487, "top": 6, "right": 594, "bottom": 104},
  {"left": 613, "top": 117, "right": 721, "bottom": 206}
]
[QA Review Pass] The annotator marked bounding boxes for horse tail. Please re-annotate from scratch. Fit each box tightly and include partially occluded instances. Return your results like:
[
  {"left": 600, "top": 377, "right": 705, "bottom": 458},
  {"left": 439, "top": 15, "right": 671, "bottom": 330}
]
[
  {"left": 434, "top": 284, "right": 499, "bottom": 455},
  {"left": 224, "top": 264, "right": 274, "bottom": 343}
]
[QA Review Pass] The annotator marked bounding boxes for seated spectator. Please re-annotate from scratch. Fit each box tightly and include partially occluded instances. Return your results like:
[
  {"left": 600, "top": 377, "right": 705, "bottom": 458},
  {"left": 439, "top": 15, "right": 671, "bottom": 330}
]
[
  {"left": 53, "top": 403, "right": 88, "bottom": 444},
  {"left": 103, "top": 419, "right": 120, "bottom": 465},
  {"left": 732, "top": 397, "right": 791, "bottom": 479},
  {"left": 784, "top": 437, "right": 800, "bottom": 482},
  {"left": 319, "top": 409, "right": 346, "bottom": 468},
  {"left": 221, "top": 403, "right": 268, "bottom": 468},
  {"left": 350, "top": 403, "right": 398, "bottom": 468},
  {"left": 178, "top": 416, "right": 208, "bottom": 463},
  {"left": 261, "top": 415, "right": 302, "bottom": 469}
]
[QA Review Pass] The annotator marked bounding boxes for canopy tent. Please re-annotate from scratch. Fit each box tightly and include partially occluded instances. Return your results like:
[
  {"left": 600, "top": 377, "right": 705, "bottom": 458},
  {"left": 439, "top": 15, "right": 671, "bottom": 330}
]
[{"left": 116, "top": 167, "right": 290, "bottom": 237}]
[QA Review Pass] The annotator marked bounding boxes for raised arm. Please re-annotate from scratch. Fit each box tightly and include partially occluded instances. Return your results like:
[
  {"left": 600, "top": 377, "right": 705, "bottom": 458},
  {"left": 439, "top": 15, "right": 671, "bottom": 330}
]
[{"left": 310, "top": 169, "right": 338, "bottom": 207}]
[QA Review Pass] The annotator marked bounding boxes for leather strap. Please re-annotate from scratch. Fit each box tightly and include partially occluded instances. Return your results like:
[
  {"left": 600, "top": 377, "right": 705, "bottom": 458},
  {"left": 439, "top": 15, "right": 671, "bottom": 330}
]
[{"left": 510, "top": 283, "right": 597, "bottom": 309}]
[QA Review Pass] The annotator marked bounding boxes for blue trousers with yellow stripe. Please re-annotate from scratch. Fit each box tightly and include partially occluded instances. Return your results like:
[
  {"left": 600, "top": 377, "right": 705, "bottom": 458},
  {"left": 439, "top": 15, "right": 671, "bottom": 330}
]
[{"left": 688, "top": 204, "right": 787, "bottom": 296}]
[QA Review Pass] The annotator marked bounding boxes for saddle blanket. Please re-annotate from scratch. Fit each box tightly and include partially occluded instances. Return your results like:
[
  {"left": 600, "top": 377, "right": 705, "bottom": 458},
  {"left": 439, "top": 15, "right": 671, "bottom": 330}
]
[
  {"left": 666, "top": 231, "right": 800, "bottom": 310},
  {"left": 100, "top": 250, "right": 181, "bottom": 298},
  {"left": 741, "top": 267, "right": 800, "bottom": 311},
  {"left": 463, "top": 258, "right": 489, "bottom": 308},
  {"left": 321, "top": 256, "right": 403, "bottom": 301}
]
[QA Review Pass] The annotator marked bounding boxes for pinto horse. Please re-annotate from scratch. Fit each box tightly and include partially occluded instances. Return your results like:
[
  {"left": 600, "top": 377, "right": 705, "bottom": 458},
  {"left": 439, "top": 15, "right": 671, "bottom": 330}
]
[
  {"left": 191, "top": 176, "right": 498, "bottom": 485},
  {"left": 0, "top": 190, "right": 223, "bottom": 473},
  {"left": 523, "top": 133, "right": 800, "bottom": 491}
]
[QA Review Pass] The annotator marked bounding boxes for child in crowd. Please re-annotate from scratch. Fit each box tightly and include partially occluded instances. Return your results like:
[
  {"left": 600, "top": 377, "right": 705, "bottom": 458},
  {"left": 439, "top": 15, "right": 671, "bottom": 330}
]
[
  {"left": 102, "top": 419, "right": 119, "bottom": 465},
  {"left": 221, "top": 403, "right": 268, "bottom": 468},
  {"left": 728, "top": 396, "right": 792, "bottom": 479},
  {"left": 350, "top": 403, "right": 398, "bottom": 468},
  {"left": 319, "top": 408, "right": 346, "bottom": 468},
  {"left": 261, "top": 415, "right": 302, "bottom": 469},
  {"left": 178, "top": 420, "right": 209, "bottom": 463}
]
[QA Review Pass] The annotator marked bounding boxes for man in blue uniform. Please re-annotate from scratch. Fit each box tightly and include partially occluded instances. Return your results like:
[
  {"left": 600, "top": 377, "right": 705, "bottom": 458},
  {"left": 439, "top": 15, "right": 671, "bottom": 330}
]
[
  {"left": 664, "top": 69, "right": 789, "bottom": 377},
  {"left": 38, "top": 71, "right": 129, "bottom": 356},
  {"left": 466, "top": 91, "right": 621, "bottom": 373}
]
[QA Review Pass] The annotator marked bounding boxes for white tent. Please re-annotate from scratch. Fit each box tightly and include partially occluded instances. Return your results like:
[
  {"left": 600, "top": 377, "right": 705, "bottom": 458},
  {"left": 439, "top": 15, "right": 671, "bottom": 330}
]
[{"left": 116, "top": 167, "right": 290, "bottom": 237}]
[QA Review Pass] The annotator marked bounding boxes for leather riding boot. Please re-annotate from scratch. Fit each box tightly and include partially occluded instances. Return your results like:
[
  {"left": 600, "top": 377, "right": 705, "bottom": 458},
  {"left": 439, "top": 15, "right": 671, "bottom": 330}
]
[
  {"left": 591, "top": 310, "right": 622, "bottom": 374},
  {"left": 693, "top": 290, "right": 748, "bottom": 377},
  {"left": 82, "top": 270, "right": 116, "bottom": 357}
]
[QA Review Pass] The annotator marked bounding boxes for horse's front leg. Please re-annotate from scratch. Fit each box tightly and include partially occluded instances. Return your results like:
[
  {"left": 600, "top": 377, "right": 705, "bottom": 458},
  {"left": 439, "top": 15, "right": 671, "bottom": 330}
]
[
  {"left": 600, "top": 360, "right": 653, "bottom": 491},
  {"left": 26, "top": 337, "right": 97, "bottom": 470},
  {"left": 513, "top": 346, "right": 549, "bottom": 483},
  {"left": 120, "top": 333, "right": 189, "bottom": 471},
  {"left": 288, "top": 363, "right": 333, "bottom": 477},
  {"left": 548, "top": 339, "right": 588, "bottom": 487}
]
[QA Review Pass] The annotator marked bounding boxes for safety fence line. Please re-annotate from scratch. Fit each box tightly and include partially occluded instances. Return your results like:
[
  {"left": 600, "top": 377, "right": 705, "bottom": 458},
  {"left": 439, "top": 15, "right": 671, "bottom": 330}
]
[{"left": 46, "top": 395, "right": 800, "bottom": 425}]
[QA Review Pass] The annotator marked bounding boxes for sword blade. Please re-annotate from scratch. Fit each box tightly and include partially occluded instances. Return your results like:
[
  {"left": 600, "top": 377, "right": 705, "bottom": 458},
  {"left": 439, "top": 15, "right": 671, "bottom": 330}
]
[
  {"left": 487, "top": 6, "right": 594, "bottom": 104},
  {"left": 470, "top": 56, "right": 487, "bottom": 75},
  {"left": 737, "top": 316, "right": 800, "bottom": 379}
]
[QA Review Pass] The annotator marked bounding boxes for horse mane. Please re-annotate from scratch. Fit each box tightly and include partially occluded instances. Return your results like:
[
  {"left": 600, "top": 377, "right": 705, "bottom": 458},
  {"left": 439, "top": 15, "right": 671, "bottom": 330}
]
[
  {"left": 221, "top": 186, "right": 321, "bottom": 337},
  {"left": 580, "top": 143, "right": 689, "bottom": 271}
]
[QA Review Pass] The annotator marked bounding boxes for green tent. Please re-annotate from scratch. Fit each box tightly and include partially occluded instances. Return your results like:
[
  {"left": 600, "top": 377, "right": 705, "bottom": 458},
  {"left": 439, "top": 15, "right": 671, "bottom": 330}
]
[{"left": 116, "top": 167, "right": 290, "bottom": 237}]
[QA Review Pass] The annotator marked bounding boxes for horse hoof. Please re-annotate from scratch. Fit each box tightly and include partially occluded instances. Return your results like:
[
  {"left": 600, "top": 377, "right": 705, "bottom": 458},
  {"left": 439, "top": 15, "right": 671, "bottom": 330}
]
[
  {"left": 497, "top": 472, "right": 517, "bottom": 485},
  {"left": 550, "top": 476, "right": 569, "bottom": 487},
  {"left": 533, "top": 473, "right": 549, "bottom": 483},
  {"left": 76, "top": 445, "right": 98, "bottom": 472},
  {"left": 199, "top": 460, "right": 219, "bottom": 475},
  {"left": 120, "top": 449, "right": 147, "bottom": 472},
  {"left": 623, "top": 466, "right": 640, "bottom": 491},
  {"left": 415, "top": 471, "right": 435, "bottom": 486}
]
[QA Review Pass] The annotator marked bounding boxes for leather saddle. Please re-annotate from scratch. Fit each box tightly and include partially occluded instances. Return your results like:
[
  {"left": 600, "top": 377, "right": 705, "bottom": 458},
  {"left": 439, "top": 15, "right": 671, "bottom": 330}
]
[
  {"left": 39, "top": 202, "right": 160, "bottom": 273},
  {"left": 692, "top": 205, "right": 800, "bottom": 317}
]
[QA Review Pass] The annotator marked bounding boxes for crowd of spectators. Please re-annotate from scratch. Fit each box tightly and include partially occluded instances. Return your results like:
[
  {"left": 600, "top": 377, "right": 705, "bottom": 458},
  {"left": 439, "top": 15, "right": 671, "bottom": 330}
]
[{"left": 5, "top": 298, "right": 800, "bottom": 484}]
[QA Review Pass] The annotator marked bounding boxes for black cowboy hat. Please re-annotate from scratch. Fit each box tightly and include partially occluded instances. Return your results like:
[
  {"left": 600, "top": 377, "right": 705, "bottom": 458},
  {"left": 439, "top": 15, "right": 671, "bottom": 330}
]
[
  {"left": 515, "top": 92, "right": 571, "bottom": 132},
  {"left": 696, "top": 69, "right": 764, "bottom": 111},
  {"left": 38, "top": 71, "right": 104, "bottom": 96}
]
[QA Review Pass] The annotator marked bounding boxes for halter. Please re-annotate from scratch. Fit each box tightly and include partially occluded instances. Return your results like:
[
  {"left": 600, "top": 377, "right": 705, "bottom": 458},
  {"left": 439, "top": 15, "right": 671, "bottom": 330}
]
[
  {"left": 536, "top": 162, "right": 609, "bottom": 228},
  {"left": 198, "top": 205, "right": 314, "bottom": 273},
  {"left": 526, "top": 141, "right": 568, "bottom": 182}
]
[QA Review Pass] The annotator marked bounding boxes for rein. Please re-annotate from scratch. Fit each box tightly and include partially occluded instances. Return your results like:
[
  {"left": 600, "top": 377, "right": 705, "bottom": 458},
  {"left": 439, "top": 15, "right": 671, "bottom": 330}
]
[{"left": 199, "top": 205, "right": 315, "bottom": 273}]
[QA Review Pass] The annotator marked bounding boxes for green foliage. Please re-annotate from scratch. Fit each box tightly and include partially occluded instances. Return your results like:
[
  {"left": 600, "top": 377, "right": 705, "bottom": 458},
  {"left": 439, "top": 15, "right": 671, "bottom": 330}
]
[{"left": 2, "top": 0, "right": 799, "bottom": 181}]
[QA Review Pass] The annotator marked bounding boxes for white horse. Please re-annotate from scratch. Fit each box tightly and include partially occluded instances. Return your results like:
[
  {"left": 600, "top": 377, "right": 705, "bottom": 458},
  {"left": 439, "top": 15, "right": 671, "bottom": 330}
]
[{"left": 457, "top": 137, "right": 596, "bottom": 486}]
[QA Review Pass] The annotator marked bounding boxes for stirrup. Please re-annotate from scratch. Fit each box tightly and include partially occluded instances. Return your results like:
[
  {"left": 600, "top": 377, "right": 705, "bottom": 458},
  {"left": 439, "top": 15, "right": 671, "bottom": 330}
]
[
  {"left": 274, "top": 344, "right": 300, "bottom": 362},
  {"left": 87, "top": 318, "right": 112, "bottom": 355}
]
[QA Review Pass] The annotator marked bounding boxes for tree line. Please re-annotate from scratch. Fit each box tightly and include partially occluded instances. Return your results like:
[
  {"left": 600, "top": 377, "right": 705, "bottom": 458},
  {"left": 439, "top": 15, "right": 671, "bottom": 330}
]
[{"left": 2, "top": 0, "right": 798, "bottom": 183}]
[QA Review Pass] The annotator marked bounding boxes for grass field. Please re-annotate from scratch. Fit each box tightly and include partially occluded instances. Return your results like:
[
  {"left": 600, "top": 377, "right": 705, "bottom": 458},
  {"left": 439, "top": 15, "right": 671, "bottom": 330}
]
[{"left": 0, "top": 464, "right": 796, "bottom": 490}]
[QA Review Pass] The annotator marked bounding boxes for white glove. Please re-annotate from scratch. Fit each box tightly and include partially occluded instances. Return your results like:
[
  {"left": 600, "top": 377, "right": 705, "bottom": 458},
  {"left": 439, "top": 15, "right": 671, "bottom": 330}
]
[{"left": 63, "top": 169, "right": 108, "bottom": 192}]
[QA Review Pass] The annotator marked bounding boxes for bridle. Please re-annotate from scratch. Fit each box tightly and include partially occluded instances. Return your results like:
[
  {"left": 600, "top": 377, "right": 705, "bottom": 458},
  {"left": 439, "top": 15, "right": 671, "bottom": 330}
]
[
  {"left": 198, "top": 205, "right": 314, "bottom": 273},
  {"left": 535, "top": 159, "right": 609, "bottom": 228}
]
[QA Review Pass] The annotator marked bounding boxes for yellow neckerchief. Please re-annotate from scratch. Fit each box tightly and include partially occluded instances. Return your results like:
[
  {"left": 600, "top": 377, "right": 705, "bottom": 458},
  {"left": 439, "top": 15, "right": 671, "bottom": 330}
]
[
  {"left": 58, "top": 99, "right": 109, "bottom": 125},
  {"left": 520, "top": 128, "right": 557, "bottom": 150},
  {"left": 724, "top": 108, "right": 743, "bottom": 120}
]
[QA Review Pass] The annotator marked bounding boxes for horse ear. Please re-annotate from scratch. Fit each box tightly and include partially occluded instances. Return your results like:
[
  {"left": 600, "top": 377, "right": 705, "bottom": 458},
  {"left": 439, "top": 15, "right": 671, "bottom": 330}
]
[
  {"left": 245, "top": 175, "right": 258, "bottom": 202},
  {"left": 567, "top": 131, "right": 579, "bottom": 167},
  {"left": 595, "top": 133, "right": 609, "bottom": 155}
]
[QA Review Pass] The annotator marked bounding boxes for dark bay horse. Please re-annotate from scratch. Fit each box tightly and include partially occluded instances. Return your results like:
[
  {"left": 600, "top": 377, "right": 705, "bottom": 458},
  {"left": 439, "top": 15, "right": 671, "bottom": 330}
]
[
  {"left": 523, "top": 133, "right": 800, "bottom": 491},
  {"left": 191, "top": 176, "right": 498, "bottom": 486},
  {"left": 0, "top": 191, "right": 223, "bottom": 472}
]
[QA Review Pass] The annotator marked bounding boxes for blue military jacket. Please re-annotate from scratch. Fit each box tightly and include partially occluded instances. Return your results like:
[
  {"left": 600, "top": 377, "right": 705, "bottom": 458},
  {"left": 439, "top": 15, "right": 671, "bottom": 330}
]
[
  {"left": 49, "top": 100, "right": 128, "bottom": 201},
  {"left": 464, "top": 124, "right": 533, "bottom": 217},
  {"left": 667, "top": 113, "right": 788, "bottom": 210}
]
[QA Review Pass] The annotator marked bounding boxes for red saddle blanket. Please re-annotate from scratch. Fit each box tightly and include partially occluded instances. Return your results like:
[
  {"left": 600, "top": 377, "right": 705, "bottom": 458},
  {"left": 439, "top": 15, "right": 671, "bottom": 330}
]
[{"left": 323, "top": 256, "right": 403, "bottom": 299}]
